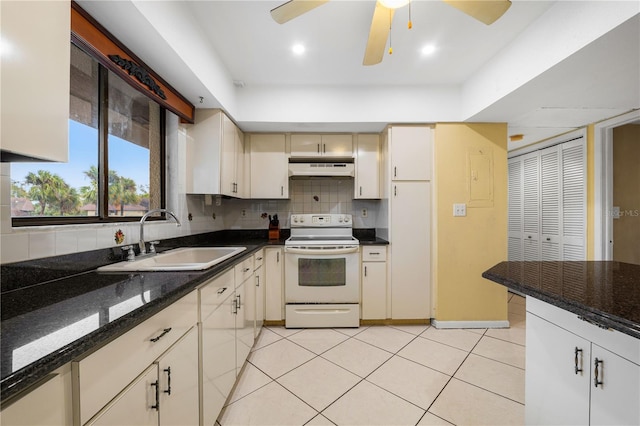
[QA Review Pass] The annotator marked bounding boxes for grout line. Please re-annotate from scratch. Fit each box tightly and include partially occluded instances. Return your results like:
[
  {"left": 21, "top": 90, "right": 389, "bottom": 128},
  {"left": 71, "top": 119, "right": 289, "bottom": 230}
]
[{"left": 447, "top": 376, "right": 526, "bottom": 407}]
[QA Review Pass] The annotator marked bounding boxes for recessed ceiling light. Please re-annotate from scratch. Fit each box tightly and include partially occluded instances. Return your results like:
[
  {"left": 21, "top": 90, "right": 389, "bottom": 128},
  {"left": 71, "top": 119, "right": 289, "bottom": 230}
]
[
  {"left": 292, "top": 43, "right": 305, "bottom": 55},
  {"left": 421, "top": 45, "right": 436, "bottom": 56}
]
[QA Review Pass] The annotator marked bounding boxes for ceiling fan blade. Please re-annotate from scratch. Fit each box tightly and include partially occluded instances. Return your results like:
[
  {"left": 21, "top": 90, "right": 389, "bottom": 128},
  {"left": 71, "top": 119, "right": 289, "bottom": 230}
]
[
  {"left": 443, "top": 0, "right": 512, "bottom": 25},
  {"left": 270, "top": 0, "right": 330, "bottom": 24},
  {"left": 363, "top": 1, "right": 395, "bottom": 66}
]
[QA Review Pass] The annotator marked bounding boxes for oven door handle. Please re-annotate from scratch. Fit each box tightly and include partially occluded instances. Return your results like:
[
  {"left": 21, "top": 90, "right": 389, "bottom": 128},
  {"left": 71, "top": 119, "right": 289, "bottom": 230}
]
[{"left": 284, "top": 246, "right": 359, "bottom": 255}]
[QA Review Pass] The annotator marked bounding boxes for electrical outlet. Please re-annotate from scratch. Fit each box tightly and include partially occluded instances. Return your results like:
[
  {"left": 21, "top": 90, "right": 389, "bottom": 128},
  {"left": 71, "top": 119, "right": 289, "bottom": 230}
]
[
  {"left": 241, "top": 209, "right": 246, "bottom": 217},
  {"left": 362, "top": 208, "right": 368, "bottom": 217},
  {"left": 453, "top": 203, "right": 466, "bottom": 217}
]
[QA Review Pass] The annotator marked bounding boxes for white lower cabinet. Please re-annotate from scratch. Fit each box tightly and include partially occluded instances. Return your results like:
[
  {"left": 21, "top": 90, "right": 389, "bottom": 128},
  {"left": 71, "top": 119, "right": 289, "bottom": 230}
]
[
  {"left": 252, "top": 250, "right": 265, "bottom": 337},
  {"left": 88, "top": 328, "right": 198, "bottom": 426},
  {"left": 0, "top": 364, "right": 73, "bottom": 425},
  {"left": 361, "top": 246, "right": 387, "bottom": 320},
  {"left": 526, "top": 298, "right": 640, "bottom": 426},
  {"left": 264, "top": 247, "right": 284, "bottom": 321}
]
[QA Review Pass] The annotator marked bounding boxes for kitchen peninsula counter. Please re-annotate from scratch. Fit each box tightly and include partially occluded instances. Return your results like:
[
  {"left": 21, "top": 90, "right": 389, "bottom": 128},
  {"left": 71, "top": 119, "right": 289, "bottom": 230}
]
[{"left": 482, "top": 261, "right": 640, "bottom": 339}]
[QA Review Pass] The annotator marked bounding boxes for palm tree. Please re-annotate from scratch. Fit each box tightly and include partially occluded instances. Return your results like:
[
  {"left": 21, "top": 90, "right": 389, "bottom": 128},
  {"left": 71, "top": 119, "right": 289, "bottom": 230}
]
[
  {"left": 50, "top": 177, "right": 80, "bottom": 215},
  {"left": 80, "top": 165, "right": 99, "bottom": 209},
  {"left": 25, "top": 170, "right": 57, "bottom": 215},
  {"left": 110, "top": 175, "right": 138, "bottom": 216}
]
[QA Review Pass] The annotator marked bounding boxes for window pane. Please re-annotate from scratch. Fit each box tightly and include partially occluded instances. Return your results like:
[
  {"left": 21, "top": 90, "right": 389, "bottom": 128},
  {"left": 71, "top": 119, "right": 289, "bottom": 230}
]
[
  {"left": 10, "top": 44, "right": 99, "bottom": 217},
  {"left": 106, "top": 70, "right": 160, "bottom": 217}
]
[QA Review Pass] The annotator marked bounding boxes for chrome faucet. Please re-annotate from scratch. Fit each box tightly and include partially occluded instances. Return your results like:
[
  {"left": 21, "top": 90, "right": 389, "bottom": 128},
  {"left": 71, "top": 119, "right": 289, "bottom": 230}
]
[{"left": 139, "top": 209, "right": 181, "bottom": 255}]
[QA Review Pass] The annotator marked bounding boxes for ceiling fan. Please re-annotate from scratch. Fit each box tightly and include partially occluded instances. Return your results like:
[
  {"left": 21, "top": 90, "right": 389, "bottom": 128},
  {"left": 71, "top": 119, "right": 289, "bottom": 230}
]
[{"left": 270, "top": 0, "right": 512, "bottom": 66}]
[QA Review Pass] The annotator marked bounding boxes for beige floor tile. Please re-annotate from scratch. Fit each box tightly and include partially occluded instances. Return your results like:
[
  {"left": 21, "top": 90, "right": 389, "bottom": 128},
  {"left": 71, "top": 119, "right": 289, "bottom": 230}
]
[
  {"left": 389, "top": 324, "right": 430, "bottom": 335},
  {"left": 305, "top": 414, "right": 334, "bottom": 425},
  {"left": 509, "top": 294, "right": 526, "bottom": 305},
  {"left": 485, "top": 324, "right": 526, "bottom": 346},
  {"left": 354, "top": 325, "right": 416, "bottom": 353},
  {"left": 287, "top": 328, "right": 349, "bottom": 354},
  {"left": 227, "top": 363, "right": 273, "bottom": 404},
  {"left": 321, "top": 337, "right": 393, "bottom": 378},
  {"left": 322, "top": 380, "right": 425, "bottom": 426},
  {"left": 430, "top": 378, "right": 524, "bottom": 426},
  {"left": 464, "top": 328, "right": 487, "bottom": 335},
  {"left": 454, "top": 354, "right": 525, "bottom": 403},
  {"left": 248, "top": 339, "right": 315, "bottom": 379},
  {"left": 422, "top": 327, "right": 483, "bottom": 351},
  {"left": 508, "top": 301, "right": 526, "bottom": 316},
  {"left": 508, "top": 311, "right": 527, "bottom": 328},
  {"left": 218, "top": 381, "right": 316, "bottom": 426},
  {"left": 333, "top": 326, "right": 368, "bottom": 337},
  {"left": 398, "top": 337, "right": 468, "bottom": 375},
  {"left": 367, "top": 356, "right": 450, "bottom": 410},
  {"left": 267, "top": 326, "right": 303, "bottom": 338},
  {"left": 251, "top": 327, "right": 283, "bottom": 351},
  {"left": 418, "top": 412, "right": 455, "bottom": 425},
  {"left": 473, "top": 336, "right": 526, "bottom": 369},
  {"left": 277, "top": 357, "right": 361, "bottom": 411}
]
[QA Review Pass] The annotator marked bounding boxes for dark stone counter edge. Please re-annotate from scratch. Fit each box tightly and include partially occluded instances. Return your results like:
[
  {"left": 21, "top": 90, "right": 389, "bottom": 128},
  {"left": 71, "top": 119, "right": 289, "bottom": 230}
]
[
  {"left": 1, "top": 244, "right": 266, "bottom": 405},
  {"left": 482, "top": 270, "right": 640, "bottom": 341}
]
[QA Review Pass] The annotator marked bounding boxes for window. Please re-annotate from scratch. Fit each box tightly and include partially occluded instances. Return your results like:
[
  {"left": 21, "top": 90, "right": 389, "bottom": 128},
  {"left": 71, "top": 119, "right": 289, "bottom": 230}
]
[{"left": 11, "top": 43, "right": 165, "bottom": 225}]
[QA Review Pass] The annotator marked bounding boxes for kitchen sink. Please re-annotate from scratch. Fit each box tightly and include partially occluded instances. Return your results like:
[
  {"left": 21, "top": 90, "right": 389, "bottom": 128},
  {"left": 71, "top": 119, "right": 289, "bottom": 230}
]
[{"left": 97, "top": 247, "right": 246, "bottom": 272}]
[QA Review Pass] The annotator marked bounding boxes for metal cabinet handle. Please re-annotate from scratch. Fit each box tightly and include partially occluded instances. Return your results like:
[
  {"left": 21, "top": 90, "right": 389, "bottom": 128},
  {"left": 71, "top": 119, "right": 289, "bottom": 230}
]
[
  {"left": 163, "top": 367, "right": 172, "bottom": 395},
  {"left": 594, "top": 358, "right": 603, "bottom": 388},
  {"left": 256, "top": 275, "right": 260, "bottom": 287},
  {"left": 237, "top": 294, "right": 242, "bottom": 311},
  {"left": 359, "top": 186, "right": 362, "bottom": 196},
  {"left": 281, "top": 186, "right": 284, "bottom": 196},
  {"left": 364, "top": 266, "right": 367, "bottom": 277},
  {"left": 527, "top": 235, "right": 532, "bottom": 239},
  {"left": 256, "top": 256, "right": 263, "bottom": 261},
  {"left": 151, "top": 380, "right": 160, "bottom": 411},
  {"left": 243, "top": 267, "right": 251, "bottom": 272},
  {"left": 574, "top": 347, "right": 583, "bottom": 374},
  {"left": 394, "top": 166, "right": 397, "bottom": 178},
  {"left": 317, "top": 143, "right": 320, "bottom": 153},
  {"left": 394, "top": 186, "right": 397, "bottom": 197},
  {"left": 277, "top": 252, "right": 280, "bottom": 262},
  {"left": 217, "top": 287, "right": 228, "bottom": 295},
  {"left": 369, "top": 252, "right": 380, "bottom": 255},
  {"left": 150, "top": 328, "right": 172, "bottom": 343},
  {"left": 323, "top": 143, "right": 326, "bottom": 154}
]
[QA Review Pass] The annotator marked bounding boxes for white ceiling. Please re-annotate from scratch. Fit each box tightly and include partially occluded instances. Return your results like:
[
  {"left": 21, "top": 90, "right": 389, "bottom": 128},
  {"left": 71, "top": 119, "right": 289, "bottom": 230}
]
[{"left": 77, "top": 0, "right": 639, "bottom": 149}]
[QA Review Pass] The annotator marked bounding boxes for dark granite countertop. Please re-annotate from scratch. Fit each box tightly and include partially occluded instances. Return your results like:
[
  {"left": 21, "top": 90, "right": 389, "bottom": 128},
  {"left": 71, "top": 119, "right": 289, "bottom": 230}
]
[
  {"left": 0, "top": 227, "right": 381, "bottom": 403},
  {"left": 482, "top": 261, "right": 640, "bottom": 339},
  {"left": 354, "top": 229, "right": 388, "bottom": 245},
  {"left": 0, "top": 229, "right": 288, "bottom": 403}
]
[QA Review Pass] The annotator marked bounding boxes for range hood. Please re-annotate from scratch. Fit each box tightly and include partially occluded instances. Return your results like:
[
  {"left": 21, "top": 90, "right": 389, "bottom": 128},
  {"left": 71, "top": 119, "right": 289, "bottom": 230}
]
[{"left": 288, "top": 161, "right": 355, "bottom": 178}]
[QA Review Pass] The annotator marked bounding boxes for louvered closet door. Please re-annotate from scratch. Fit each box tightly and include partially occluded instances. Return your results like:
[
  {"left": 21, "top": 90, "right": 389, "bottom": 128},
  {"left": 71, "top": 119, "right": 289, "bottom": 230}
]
[
  {"left": 561, "top": 140, "right": 586, "bottom": 260},
  {"left": 507, "top": 158, "right": 523, "bottom": 260},
  {"left": 540, "top": 146, "right": 561, "bottom": 260},
  {"left": 522, "top": 152, "right": 540, "bottom": 260}
]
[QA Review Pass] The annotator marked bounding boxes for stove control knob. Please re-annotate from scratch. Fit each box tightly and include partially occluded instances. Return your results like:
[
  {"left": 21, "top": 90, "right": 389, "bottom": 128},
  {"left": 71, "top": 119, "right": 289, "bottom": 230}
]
[
  {"left": 300, "top": 217, "right": 305, "bottom": 223},
  {"left": 344, "top": 215, "right": 350, "bottom": 223},
  {"left": 338, "top": 216, "right": 343, "bottom": 223},
  {"left": 292, "top": 216, "right": 298, "bottom": 223}
]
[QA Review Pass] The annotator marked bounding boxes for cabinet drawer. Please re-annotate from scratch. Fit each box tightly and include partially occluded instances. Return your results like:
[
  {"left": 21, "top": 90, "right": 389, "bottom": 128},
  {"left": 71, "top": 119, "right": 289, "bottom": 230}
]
[
  {"left": 235, "top": 257, "right": 254, "bottom": 284},
  {"left": 254, "top": 250, "right": 264, "bottom": 269},
  {"left": 362, "top": 246, "right": 387, "bottom": 262},
  {"left": 73, "top": 291, "right": 197, "bottom": 425},
  {"left": 200, "top": 268, "right": 235, "bottom": 321}
]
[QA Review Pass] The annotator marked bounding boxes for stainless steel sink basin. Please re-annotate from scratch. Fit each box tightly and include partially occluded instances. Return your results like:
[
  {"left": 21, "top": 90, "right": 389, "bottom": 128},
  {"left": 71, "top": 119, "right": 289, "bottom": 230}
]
[{"left": 97, "top": 247, "right": 246, "bottom": 272}]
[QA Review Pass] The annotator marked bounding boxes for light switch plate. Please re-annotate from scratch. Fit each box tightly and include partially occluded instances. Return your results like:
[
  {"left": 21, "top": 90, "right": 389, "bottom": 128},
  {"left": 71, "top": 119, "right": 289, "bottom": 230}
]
[{"left": 453, "top": 203, "right": 467, "bottom": 217}]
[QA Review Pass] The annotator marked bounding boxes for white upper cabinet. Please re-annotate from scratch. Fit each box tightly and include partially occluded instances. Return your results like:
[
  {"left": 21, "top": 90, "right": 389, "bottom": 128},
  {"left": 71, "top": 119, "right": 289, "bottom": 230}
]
[
  {"left": 1, "top": 0, "right": 70, "bottom": 162},
  {"left": 290, "top": 134, "right": 353, "bottom": 158},
  {"left": 389, "top": 126, "right": 432, "bottom": 181},
  {"left": 187, "top": 109, "right": 244, "bottom": 197},
  {"left": 354, "top": 134, "right": 380, "bottom": 199},
  {"left": 249, "top": 134, "right": 288, "bottom": 199}
]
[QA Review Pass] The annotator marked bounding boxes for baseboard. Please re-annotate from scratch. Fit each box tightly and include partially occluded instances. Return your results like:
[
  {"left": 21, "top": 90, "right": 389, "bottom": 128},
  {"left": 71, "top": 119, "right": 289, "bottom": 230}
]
[
  {"left": 431, "top": 319, "right": 510, "bottom": 329},
  {"left": 264, "top": 320, "right": 285, "bottom": 326},
  {"left": 360, "top": 319, "right": 431, "bottom": 326}
]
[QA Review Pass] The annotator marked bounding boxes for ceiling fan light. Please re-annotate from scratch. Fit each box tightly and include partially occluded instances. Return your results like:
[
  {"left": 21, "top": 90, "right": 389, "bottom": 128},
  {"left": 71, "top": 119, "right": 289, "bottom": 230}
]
[
  {"left": 379, "top": 0, "right": 410, "bottom": 10},
  {"left": 292, "top": 43, "right": 305, "bottom": 55},
  {"left": 421, "top": 45, "right": 436, "bottom": 55}
]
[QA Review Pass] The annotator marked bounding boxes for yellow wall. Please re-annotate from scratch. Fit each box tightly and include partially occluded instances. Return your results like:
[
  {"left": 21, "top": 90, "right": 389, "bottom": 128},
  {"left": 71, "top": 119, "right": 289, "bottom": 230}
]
[
  {"left": 612, "top": 124, "right": 640, "bottom": 264},
  {"left": 433, "top": 123, "right": 508, "bottom": 322}
]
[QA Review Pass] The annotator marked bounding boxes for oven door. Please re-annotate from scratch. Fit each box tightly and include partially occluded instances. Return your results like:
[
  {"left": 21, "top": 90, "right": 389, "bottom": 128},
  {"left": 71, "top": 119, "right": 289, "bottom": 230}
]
[{"left": 284, "top": 246, "right": 360, "bottom": 304}]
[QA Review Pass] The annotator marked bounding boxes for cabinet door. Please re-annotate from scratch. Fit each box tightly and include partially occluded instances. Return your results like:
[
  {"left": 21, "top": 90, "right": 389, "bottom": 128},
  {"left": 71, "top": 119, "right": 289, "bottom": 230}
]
[
  {"left": 362, "top": 262, "right": 386, "bottom": 320},
  {"left": 1, "top": 1, "right": 69, "bottom": 162},
  {"left": 157, "top": 328, "right": 199, "bottom": 426},
  {"left": 522, "top": 152, "right": 540, "bottom": 260},
  {"left": 390, "top": 182, "right": 430, "bottom": 319},
  {"left": 250, "top": 134, "right": 288, "bottom": 198},
  {"left": 89, "top": 365, "right": 158, "bottom": 426},
  {"left": 590, "top": 344, "right": 640, "bottom": 426},
  {"left": 525, "top": 312, "right": 590, "bottom": 426},
  {"left": 200, "top": 271, "right": 236, "bottom": 426},
  {"left": 389, "top": 126, "right": 432, "bottom": 181},
  {"left": 264, "top": 248, "right": 284, "bottom": 321},
  {"left": 540, "top": 146, "right": 561, "bottom": 260},
  {"left": 235, "top": 280, "right": 253, "bottom": 376},
  {"left": 560, "top": 140, "right": 586, "bottom": 260},
  {"left": 321, "top": 135, "right": 353, "bottom": 157},
  {"left": 220, "top": 114, "right": 237, "bottom": 196},
  {"left": 355, "top": 134, "right": 380, "bottom": 199},
  {"left": 290, "top": 134, "right": 322, "bottom": 157},
  {"left": 255, "top": 265, "right": 265, "bottom": 337},
  {"left": 234, "top": 126, "right": 246, "bottom": 198}
]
